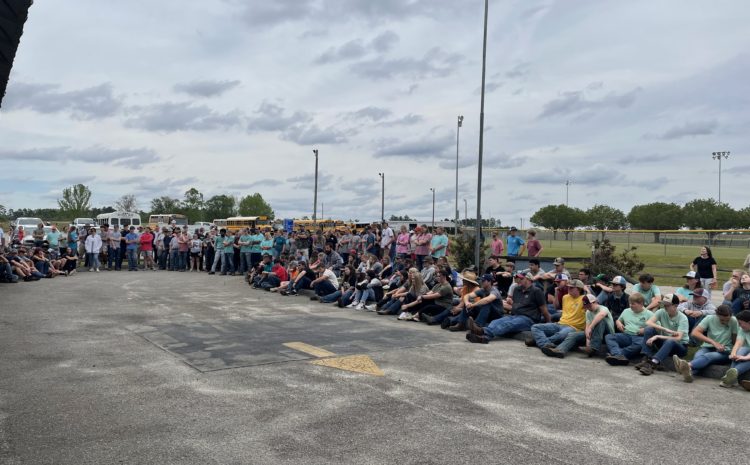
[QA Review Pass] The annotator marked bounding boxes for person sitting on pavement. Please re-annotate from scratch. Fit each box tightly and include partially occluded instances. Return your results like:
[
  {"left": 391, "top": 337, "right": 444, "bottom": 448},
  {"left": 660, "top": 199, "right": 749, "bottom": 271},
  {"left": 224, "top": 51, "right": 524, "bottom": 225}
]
[
  {"left": 308, "top": 263, "right": 339, "bottom": 300},
  {"left": 601, "top": 275, "right": 630, "bottom": 322},
  {"left": 722, "top": 270, "right": 745, "bottom": 306},
  {"left": 604, "top": 293, "right": 654, "bottom": 366},
  {"left": 540, "top": 293, "right": 614, "bottom": 358},
  {"left": 632, "top": 273, "right": 661, "bottom": 311},
  {"left": 677, "top": 287, "right": 716, "bottom": 334},
  {"left": 532, "top": 279, "right": 586, "bottom": 355},
  {"left": 465, "top": 272, "right": 550, "bottom": 344},
  {"left": 635, "top": 294, "right": 689, "bottom": 376},
  {"left": 675, "top": 271, "right": 700, "bottom": 303},
  {"left": 546, "top": 273, "right": 569, "bottom": 321},
  {"left": 378, "top": 268, "right": 427, "bottom": 316},
  {"left": 725, "top": 272, "right": 750, "bottom": 315},
  {"left": 542, "top": 257, "right": 569, "bottom": 281},
  {"left": 591, "top": 274, "right": 611, "bottom": 302},
  {"left": 673, "top": 305, "right": 738, "bottom": 383},
  {"left": 436, "top": 271, "right": 480, "bottom": 330},
  {"left": 718, "top": 310, "right": 750, "bottom": 390},
  {"left": 450, "top": 273, "right": 503, "bottom": 330},
  {"left": 322, "top": 243, "right": 343, "bottom": 275},
  {"left": 403, "top": 269, "right": 455, "bottom": 322},
  {"left": 420, "top": 256, "right": 437, "bottom": 289}
]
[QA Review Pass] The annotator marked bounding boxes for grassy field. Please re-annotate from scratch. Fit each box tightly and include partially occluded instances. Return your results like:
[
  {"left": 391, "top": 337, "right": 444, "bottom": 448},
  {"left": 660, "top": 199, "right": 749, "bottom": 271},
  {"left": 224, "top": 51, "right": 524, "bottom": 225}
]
[{"left": 535, "top": 240, "right": 749, "bottom": 287}]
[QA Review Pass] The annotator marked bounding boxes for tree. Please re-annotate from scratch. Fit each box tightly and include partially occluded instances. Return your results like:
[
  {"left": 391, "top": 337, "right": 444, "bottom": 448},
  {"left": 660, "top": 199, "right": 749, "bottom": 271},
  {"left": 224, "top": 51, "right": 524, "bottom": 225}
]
[
  {"left": 583, "top": 238, "right": 645, "bottom": 280},
  {"left": 182, "top": 188, "right": 205, "bottom": 222},
  {"left": 529, "top": 204, "right": 586, "bottom": 239},
  {"left": 204, "top": 195, "right": 236, "bottom": 221},
  {"left": 585, "top": 205, "right": 628, "bottom": 235},
  {"left": 682, "top": 198, "right": 739, "bottom": 241},
  {"left": 0, "top": 204, "right": 7, "bottom": 220},
  {"left": 738, "top": 206, "right": 750, "bottom": 229},
  {"left": 150, "top": 196, "right": 181, "bottom": 214},
  {"left": 238, "top": 193, "right": 274, "bottom": 218},
  {"left": 627, "top": 202, "right": 683, "bottom": 243},
  {"left": 57, "top": 184, "right": 92, "bottom": 219},
  {"left": 115, "top": 194, "right": 138, "bottom": 213}
]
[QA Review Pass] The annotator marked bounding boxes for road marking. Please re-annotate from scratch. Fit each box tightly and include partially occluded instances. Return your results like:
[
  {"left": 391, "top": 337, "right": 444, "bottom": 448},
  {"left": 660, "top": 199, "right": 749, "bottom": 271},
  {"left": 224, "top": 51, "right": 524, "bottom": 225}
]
[
  {"left": 283, "top": 342, "right": 337, "bottom": 358},
  {"left": 311, "top": 355, "right": 384, "bottom": 377}
]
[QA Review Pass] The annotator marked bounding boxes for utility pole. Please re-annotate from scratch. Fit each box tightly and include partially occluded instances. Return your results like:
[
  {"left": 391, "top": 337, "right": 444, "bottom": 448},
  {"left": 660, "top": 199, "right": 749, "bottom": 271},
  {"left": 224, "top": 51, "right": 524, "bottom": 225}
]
[
  {"left": 474, "top": 0, "right": 489, "bottom": 269},
  {"left": 712, "top": 151, "right": 730, "bottom": 203},
  {"left": 312, "top": 149, "right": 319, "bottom": 224},
  {"left": 565, "top": 179, "right": 572, "bottom": 206},
  {"left": 454, "top": 115, "right": 463, "bottom": 234},
  {"left": 464, "top": 199, "right": 468, "bottom": 226},
  {"left": 430, "top": 188, "right": 436, "bottom": 228},
  {"left": 378, "top": 172, "right": 385, "bottom": 223}
]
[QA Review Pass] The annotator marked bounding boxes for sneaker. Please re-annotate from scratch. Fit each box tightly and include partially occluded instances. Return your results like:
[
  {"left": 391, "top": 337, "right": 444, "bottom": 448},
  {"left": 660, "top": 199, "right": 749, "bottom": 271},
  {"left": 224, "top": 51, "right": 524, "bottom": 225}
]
[
  {"left": 397, "top": 312, "right": 408, "bottom": 320},
  {"left": 605, "top": 354, "right": 629, "bottom": 366},
  {"left": 355, "top": 303, "right": 365, "bottom": 310},
  {"left": 639, "top": 362, "right": 655, "bottom": 376},
  {"left": 740, "top": 380, "right": 750, "bottom": 392},
  {"left": 88, "top": 268, "right": 94, "bottom": 272},
  {"left": 346, "top": 301, "right": 359, "bottom": 309},
  {"left": 720, "top": 368, "right": 738, "bottom": 388},
  {"left": 310, "top": 296, "right": 319, "bottom": 301},
  {"left": 364, "top": 304, "right": 377, "bottom": 312},
  {"left": 95, "top": 268, "right": 100, "bottom": 272},
  {"left": 524, "top": 337, "right": 537, "bottom": 347},
  {"left": 466, "top": 333, "right": 489, "bottom": 344},
  {"left": 467, "top": 317, "right": 484, "bottom": 336},
  {"left": 634, "top": 357, "right": 651, "bottom": 371},
  {"left": 672, "top": 355, "right": 693, "bottom": 383},
  {"left": 448, "top": 322, "right": 466, "bottom": 332},
  {"left": 541, "top": 346, "right": 564, "bottom": 358},
  {"left": 279, "top": 290, "right": 288, "bottom": 296},
  {"left": 440, "top": 319, "right": 452, "bottom": 330}
]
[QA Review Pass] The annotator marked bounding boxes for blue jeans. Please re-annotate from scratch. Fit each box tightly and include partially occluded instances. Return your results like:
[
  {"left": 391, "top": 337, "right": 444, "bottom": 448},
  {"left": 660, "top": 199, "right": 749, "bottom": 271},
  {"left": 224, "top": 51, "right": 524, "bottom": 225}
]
[
  {"left": 108, "top": 247, "right": 120, "bottom": 269},
  {"left": 127, "top": 249, "right": 138, "bottom": 270},
  {"left": 293, "top": 276, "right": 312, "bottom": 292},
  {"left": 484, "top": 315, "right": 535, "bottom": 340},
  {"left": 178, "top": 251, "right": 188, "bottom": 270},
  {"left": 416, "top": 254, "right": 427, "bottom": 270},
  {"left": 320, "top": 290, "right": 342, "bottom": 303},
  {"left": 640, "top": 327, "right": 687, "bottom": 363},
  {"left": 169, "top": 250, "right": 179, "bottom": 270},
  {"left": 36, "top": 260, "right": 50, "bottom": 275},
  {"left": 240, "top": 252, "right": 252, "bottom": 273},
  {"left": 314, "top": 280, "right": 337, "bottom": 297},
  {"left": 556, "top": 319, "right": 609, "bottom": 354},
  {"left": 222, "top": 252, "right": 235, "bottom": 273},
  {"left": 732, "top": 299, "right": 750, "bottom": 315},
  {"left": 531, "top": 323, "right": 577, "bottom": 348},
  {"left": 691, "top": 347, "right": 730, "bottom": 375},
  {"left": 605, "top": 333, "right": 643, "bottom": 358},
  {"left": 731, "top": 347, "right": 750, "bottom": 378}
]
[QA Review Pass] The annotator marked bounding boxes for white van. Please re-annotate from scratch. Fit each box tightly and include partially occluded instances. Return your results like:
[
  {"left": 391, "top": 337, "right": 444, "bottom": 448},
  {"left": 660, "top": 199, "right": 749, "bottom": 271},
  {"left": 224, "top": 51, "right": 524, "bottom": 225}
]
[{"left": 96, "top": 212, "right": 142, "bottom": 229}]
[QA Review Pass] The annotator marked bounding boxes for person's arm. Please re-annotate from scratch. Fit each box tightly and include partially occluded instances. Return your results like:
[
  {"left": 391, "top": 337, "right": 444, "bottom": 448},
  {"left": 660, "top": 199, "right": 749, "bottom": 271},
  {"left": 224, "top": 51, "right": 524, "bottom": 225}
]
[
  {"left": 615, "top": 315, "right": 626, "bottom": 332},
  {"left": 534, "top": 242, "right": 543, "bottom": 257},
  {"left": 724, "top": 282, "right": 738, "bottom": 301},
  {"left": 711, "top": 264, "right": 718, "bottom": 286},
  {"left": 539, "top": 304, "right": 551, "bottom": 323},
  {"left": 730, "top": 335, "right": 749, "bottom": 361},
  {"left": 647, "top": 295, "right": 661, "bottom": 311},
  {"left": 691, "top": 325, "right": 724, "bottom": 352},
  {"left": 645, "top": 315, "right": 682, "bottom": 342},
  {"left": 690, "top": 259, "right": 697, "bottom": 272}
]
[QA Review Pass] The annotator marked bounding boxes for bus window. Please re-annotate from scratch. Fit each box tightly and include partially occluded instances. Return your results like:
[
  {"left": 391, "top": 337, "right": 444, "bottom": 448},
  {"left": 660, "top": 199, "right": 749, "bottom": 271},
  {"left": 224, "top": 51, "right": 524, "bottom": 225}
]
[
  {"left": 132, "top": 218, "right": 141, "bottom": 226},
  {"left": 111, "top": 218, "right": 119, "bottom": 227}
]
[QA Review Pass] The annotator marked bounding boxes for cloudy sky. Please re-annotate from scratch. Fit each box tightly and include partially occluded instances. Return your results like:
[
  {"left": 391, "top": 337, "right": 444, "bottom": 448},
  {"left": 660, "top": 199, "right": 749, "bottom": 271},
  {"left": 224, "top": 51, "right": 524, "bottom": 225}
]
[{"left": 1, "top": 0, "right": 748, "bottom": 225}]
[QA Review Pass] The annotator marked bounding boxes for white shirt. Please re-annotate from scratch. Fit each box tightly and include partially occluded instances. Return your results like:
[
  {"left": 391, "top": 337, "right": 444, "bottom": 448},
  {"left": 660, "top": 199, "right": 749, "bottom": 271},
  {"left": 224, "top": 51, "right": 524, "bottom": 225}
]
[
  {"left": 321, "top": 269, "right": 340, "bottom": 290},
  {"left": 381, "top": 227, "right": 394, "bottom": 248},
  {"left": 85, "top": 234, "right": 103, "bottom": 253}
]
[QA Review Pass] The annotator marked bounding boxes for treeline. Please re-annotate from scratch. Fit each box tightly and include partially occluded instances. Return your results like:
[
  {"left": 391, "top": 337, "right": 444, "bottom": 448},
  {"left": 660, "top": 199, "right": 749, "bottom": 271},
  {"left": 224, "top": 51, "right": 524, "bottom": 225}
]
[
  {"left": 0, "top": 184, "right": 275, "bottom": 224},
  {"left": 530, "top": 199, "right": 750, "bottom": 241}
]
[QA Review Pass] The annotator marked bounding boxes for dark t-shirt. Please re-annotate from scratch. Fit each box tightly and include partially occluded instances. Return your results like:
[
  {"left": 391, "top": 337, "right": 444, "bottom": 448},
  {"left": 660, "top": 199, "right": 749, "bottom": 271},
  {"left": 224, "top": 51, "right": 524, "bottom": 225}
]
[
  {"left": 732, "top": 287, "right": 750, "bottom": 310},
  {"left": 432, "top": 282, "right": 455, "bottom": 309},
  {"left": 475, "top": 287, "right": 503, "bottom": 315},
  {"left": 605, "top": 292, "right": 630, "bottom": 321},
  {"left": 511, "top": 285, "right": 545, "bottom": 321},
  {"left": 692, "top": 256, "right": 717, "bottom": 279}
]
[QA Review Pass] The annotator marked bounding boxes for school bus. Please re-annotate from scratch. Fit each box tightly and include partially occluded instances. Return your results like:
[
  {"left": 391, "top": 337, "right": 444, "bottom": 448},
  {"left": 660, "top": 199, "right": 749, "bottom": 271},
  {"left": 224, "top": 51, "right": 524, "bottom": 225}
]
[
  {"left": 213, "top": 219, "right": 227, "bottom": 229},
  {"left": 225, "top": 216, "right": 271, "bottom": 233},
  {"left": 148, "top": 213, "right": 188, "bottom": 231}
]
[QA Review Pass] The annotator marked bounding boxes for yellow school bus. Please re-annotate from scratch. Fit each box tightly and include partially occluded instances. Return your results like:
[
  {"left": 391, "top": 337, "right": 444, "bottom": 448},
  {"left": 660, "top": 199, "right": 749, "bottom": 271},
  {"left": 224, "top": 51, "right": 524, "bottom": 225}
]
[{"left": 225, "top": 216, "right": 271, "bottom": 233}]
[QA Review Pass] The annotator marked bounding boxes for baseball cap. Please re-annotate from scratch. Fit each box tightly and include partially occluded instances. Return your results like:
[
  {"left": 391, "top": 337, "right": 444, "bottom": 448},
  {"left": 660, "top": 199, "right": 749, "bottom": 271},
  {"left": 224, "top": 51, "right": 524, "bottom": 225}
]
[
  {"left": 583, "top": 294, "right": 597, "bottom": 307},
  {"left": 690, "top": 288, "right": 707, "bottom": 297},
  {"left": 684, "top": 271, "right": 698, "bottom": 279},
  {"left": 509, "top": 226, "right": 518, "bottom": 231},
  {"left": 515, "top": 271, "right": 533, "bottom": 280},
  {"left": 553, "top": 257, "right": 565, "bottom": 265},
  {"left": 481, "top": 273, "right": 494, "bottom": 282},
  {"left": 661, "top": 293, "right": 680, "bottom": 307},
  {"left": 611, "top": 276, "right": 627, "bottom": 286},
  {"left": 567, "top": 279, "right": 585, "bottom": 289},
  {"left": 554, "top": 273, "right": 570, "bottom": 282},
  {"left": 594, "top": 273, "right": 608, "bottom": 282}
]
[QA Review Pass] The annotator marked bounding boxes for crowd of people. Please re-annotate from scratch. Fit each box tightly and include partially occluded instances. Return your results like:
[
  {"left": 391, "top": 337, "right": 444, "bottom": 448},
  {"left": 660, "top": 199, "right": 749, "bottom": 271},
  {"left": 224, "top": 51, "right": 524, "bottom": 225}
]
[{"left": 2, "top": 220, "right": 750, "bottom": 390}]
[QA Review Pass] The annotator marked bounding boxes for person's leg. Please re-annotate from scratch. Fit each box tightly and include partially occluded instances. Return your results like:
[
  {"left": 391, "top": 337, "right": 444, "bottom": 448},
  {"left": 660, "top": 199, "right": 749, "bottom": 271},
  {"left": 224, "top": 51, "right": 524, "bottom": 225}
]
[
  {"left": 556, "top": 331, "right": 585, "bottom": 354},
  {"left": 315, "top": 280, "right": 337, "bottom": 297},
  {"left": 731, "top": 347, "right": 750, "bottom": 378},
  {"left": 653, "top": 340, "right": 686, "bottom": 364},
  {"left": 641, "top": 327, "right": 659, "bottom": 358},
  {"left": 416, "top": 254, "right": 424, "bottom": 270},
  {"left": 622, "top": 335, "right": 643, "bottom": 358},
  {"left": 320, "top": 290, "right": 342, "bottom": 303},
  {"left": 531, "top": 323, "right": 561, "bottom": 348},
  {"left": 211, "top": 251, "right": 221, "bottom": 272},
  {"left": 93, "top": 253, "right": 100, "bottom": 270},
  {"left": 225, "top": 253, "right": 235, "bottom": 273},
  {"left": 690, "top": 348, "right": 729, "bottom": 375},
  {"left": 588, "top": 321, "right": 608, "bottom": 352},
  {"left": 605, "top": 333, "right": 632, "bottom": 356},
  {"left": 549, "top": 326, "right": 576, "bottom": 345},
  {"left": 484, "top": 316, "right": 534, "bottom": 340},
  {"left": 294, "top": 276, "right": 311, "bottom": 292}
]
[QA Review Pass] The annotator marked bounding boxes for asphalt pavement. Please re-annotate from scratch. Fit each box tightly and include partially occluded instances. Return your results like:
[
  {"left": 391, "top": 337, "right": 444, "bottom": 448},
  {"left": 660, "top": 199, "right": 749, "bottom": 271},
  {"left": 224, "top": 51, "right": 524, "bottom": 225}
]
[{"left": 0, "top": 270, "right": 747, "bottom": 465}]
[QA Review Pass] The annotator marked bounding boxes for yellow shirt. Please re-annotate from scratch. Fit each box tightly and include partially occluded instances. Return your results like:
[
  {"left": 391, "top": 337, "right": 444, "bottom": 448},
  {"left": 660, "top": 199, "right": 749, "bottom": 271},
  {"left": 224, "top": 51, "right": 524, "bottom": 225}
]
[{"left": 559, "top": 294, "right": 586, "bottom": 330}]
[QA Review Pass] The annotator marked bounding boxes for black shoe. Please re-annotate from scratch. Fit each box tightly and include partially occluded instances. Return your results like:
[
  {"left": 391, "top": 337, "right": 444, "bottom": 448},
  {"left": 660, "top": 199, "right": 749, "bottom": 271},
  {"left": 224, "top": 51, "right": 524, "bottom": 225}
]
[
  {"left": 448, "top": 322, "right": 466, "bottom": 332},
  {"left": 422, "top": 315, "right": 436, "bottom": 325},
  {"left": 466, "top": 333, "right": 489, "bottom": 344},
  {"left": 440, "top": 319, "right": 452, "bottom": 330},
  {"left": 605, "top": 354, "right": 630, "bottom": 366},
  {"left": 337, "top": 298, "right": 344, "bottom": 308},
  {"left": 525, "top": 337, "right": 537, "bottom": 347},
  {"left": 310, "top": 296, "right": 319, "bottom": 301},
  {"left": 541, "top": 346, "right": 564, "bottom": 358},
  {"left": 208, "top": 271, "right": 215, "bottom": 275},
  {"left": 633, "top": 356, "right": 650, "bottom": 370}
]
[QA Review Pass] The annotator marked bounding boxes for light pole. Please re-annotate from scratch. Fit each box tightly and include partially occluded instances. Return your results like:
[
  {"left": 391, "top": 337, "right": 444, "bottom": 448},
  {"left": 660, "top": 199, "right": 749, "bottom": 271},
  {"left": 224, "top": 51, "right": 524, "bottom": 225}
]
[
  {"left": 312, "top": 149, "right": 319, "bottom": 224},
  {"left": 464, "top": 198, "right": 468, "bottom": 226},
  {"left": 455, "top": 115, "right": 463, "bottom": 233},
  {"left": 474, "top": 0, "right": 489, "bottom": 269},
  {"left": 565, "top": 179, "right": 572, "bottom": 206},
  {"left": 378, "top": 172, "right": 385, "bottom": 223},
  {"left": 712, "top": 151, "right": 730, "bottom": 203},
  {"left": 430, "top": 188, "right": 436, "bottom": 228}
]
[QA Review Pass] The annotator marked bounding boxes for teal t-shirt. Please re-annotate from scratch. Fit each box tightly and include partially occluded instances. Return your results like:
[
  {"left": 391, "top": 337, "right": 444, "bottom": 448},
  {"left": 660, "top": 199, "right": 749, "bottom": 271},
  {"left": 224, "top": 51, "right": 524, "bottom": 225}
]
[
  {"left": 633, "top": 284, "right": 661, "bottom": 306},
  {"left": 430, "top": 234, "right": 448, "bottom": 258},
  {"left": 214, "top": 235, "right": 224, "bottom": 252},
  {"left": 223, "top": 236, "right": 234, "bottom": 253},
  {"left": 260, "top": 239, "right": 274, "bottom": 255},
  {"left": 698, "top": 315, "right": 738, "bottom": 349},
  {"left": 738, "top": 328, "right": 750, "bottom": 347},
  {"left": 674, "top": 287, "right": 693, "bottom": 303},
  {"left": 240, "top": 234, "right": 253, "bottom": 253},
  {"left": 250, "top": 234, "right": 263, "bottom": 253},
  {"left": 46, "top": 231, "right": 61, "bottom": 247},
  {"left": 586, "top": 305, "right": 615, "bottom": 335},
  {"left": 618, "top": 308, "right": 654, "bottom": 335},
  {"left": 653, "top": 308, "right": 690, "bottom": 345}
]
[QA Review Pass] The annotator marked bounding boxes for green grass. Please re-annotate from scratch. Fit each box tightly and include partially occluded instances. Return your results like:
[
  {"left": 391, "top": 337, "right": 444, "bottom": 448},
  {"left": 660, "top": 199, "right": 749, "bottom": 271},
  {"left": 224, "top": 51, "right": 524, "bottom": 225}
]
[{"left": 535, "top": 240, "right": 749, "bottom": 287}]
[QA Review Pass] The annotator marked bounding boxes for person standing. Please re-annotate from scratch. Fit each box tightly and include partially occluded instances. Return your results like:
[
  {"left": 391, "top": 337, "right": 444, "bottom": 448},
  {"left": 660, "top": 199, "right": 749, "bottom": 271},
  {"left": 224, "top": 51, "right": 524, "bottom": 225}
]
[
  {"left": 490, "top": 232, "right": 504, "bottom": 256},
  {"left": 140, "top": 227, "right": 155, "bottom": 271},
  {"left": 109, "top": 225, "right": 121, "bottom": 270},
  {"left": 691, "top": 246, "right": 718, "bottom": 298},
  {"left": 380, "top": 222, "right": 395, "bottom": 260},
  {"left": 125, "top": 226, "right": 139, "bottom": 271},
  {"left": 32, "top": 223, "right": 45, "bottom": 248},
  {"left": 222, "top": 230, "right": 236, "bottom": 276},
  {"left": 414, "top": 225, "right": 432, "bottom": 270},
  {"left": 46, "top": 224, "right": 62, "bottom": 257},
  {"left": 429, "top": 227, "right": 449, "bottom": 261},
  {"left": 84, "top": 227, "right": 102, "bottom": 272},
  {"left": 526, "top": 230, "right": 543, "bottom": 257},
  {"left": 506, "top": 227, "right": 525, "bottom": 257},
  {"left": 239, "top": 228, "right": 253, "bottom": 274}
]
